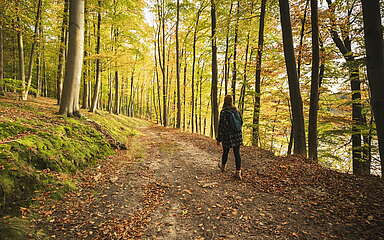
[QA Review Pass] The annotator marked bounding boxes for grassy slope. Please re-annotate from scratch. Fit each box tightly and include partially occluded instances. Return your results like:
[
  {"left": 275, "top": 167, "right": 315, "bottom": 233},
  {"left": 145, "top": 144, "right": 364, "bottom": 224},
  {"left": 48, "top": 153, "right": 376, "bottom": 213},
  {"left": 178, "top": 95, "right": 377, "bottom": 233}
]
[{"left": 0, "top": 96, "right": 149, "bottom": 239}]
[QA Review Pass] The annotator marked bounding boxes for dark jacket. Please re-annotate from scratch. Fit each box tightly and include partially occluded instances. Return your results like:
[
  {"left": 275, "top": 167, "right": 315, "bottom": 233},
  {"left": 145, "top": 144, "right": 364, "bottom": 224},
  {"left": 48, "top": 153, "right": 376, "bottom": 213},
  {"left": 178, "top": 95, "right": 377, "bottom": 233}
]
[{"left": 217, "top": 107, "right": 243, "bottom": 148}]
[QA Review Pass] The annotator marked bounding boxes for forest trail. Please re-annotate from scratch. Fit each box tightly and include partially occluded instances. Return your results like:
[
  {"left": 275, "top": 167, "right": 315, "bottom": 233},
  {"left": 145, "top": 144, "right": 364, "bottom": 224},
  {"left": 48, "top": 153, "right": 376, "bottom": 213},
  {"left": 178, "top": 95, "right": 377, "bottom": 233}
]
[{"left": 33, "top": 124, "right": 384, "bottom": 240}]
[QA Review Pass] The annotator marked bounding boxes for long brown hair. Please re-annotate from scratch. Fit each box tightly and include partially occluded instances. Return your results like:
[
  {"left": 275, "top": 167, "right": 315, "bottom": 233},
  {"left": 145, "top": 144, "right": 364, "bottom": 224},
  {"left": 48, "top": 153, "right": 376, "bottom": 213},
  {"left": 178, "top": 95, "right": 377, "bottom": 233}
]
[{"left": 222, "top": 95, "right": 236, "bottom": 110}]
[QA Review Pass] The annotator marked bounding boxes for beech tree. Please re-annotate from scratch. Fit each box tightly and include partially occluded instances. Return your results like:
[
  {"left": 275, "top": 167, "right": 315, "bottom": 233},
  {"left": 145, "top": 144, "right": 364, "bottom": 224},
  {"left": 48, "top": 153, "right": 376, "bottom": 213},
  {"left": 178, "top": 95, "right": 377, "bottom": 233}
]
[
  {"left": 278, "top": 0, "right": 307, "bottom": 156},
  {"left": 361, "top": 0, "right": 384, "bottom": 175},
  {"left": 59, "top": 0, "right": 85, "bottom": 116},
  {"left": 211, "top": 0, "right": 218, "bottom": 138},
  {"left": 308, "top": 0, "right": 320, "bottom": 161},
  {"left": 252, "top": 0, "right": 267, "bottom": 147}
]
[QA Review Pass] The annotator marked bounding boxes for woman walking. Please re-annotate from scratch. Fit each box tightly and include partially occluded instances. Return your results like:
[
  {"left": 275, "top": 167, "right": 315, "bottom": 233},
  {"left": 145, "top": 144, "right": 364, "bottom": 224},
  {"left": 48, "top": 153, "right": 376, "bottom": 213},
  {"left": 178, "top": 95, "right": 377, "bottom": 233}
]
[{"left": 216, "top": 95, "right": 243, "bottom": 179}]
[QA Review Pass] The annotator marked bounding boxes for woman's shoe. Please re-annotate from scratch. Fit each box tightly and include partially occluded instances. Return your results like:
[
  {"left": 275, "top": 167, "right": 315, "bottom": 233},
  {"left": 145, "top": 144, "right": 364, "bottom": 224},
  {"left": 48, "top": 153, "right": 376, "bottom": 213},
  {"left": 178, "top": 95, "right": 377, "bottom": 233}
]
[
  {"left": 218, "top": 161, "right": 225, "bottom": 172},
  {"left": 235, "top": 170, "right": 242, "bottom": 180}
]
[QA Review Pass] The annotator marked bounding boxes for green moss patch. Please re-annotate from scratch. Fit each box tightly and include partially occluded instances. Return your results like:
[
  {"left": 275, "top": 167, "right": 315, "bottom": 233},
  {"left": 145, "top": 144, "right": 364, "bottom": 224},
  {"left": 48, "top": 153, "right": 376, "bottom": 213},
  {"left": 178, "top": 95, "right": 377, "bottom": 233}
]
[
  {"left": 0, "top": 102, "right": 114, "bottom": 217},
  {"left": 0, "top": 121, "right": 34, "bottom": 141}
]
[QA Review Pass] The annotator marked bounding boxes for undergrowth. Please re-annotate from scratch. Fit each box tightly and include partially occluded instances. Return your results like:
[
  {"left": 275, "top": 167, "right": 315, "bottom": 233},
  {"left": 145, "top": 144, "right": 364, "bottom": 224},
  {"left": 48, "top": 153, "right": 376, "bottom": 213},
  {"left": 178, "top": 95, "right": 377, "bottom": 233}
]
[{"left": 0, "top": 98, "right": 149, "bottom": 238}]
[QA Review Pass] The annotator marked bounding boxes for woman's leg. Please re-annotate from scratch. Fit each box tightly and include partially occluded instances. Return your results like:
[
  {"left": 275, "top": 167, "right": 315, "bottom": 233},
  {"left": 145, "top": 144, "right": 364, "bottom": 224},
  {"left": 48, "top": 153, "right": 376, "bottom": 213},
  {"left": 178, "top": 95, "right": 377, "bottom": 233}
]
[
  {"left": 233, "top": 146, "right": 242, "bottom": 170},
  {"left": 222, "top": 146, "right": 230, "bottom": 166}
]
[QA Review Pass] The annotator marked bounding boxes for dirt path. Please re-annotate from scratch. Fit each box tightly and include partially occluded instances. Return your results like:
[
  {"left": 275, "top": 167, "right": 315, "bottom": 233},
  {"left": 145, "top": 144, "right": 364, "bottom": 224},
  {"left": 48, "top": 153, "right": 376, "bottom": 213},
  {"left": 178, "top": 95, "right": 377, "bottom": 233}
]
[{"left": 32, "top": 125, "right": 384, "bottom": 240}]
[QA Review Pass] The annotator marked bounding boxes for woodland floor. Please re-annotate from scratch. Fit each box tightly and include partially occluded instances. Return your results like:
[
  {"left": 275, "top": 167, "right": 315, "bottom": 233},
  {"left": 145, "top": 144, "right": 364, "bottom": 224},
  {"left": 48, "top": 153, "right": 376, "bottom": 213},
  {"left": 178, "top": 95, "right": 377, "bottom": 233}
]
[{"left": 27, "top": 116, "right": 384, "bottom": 240}]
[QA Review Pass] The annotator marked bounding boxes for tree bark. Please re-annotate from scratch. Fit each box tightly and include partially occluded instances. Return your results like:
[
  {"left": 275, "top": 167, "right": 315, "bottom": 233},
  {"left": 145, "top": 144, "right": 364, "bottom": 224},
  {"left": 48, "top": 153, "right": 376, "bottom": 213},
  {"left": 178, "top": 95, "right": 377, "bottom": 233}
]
[
  {"left": 211, "top": 0, "right": 219, "bottom": 138},
  {"left": 326, "top": 0, "right": 364, "bottom": 174},
  {"left": 59, "top": 0, "right": 84, "bottom": 116},
  {"left": 278, "top": 0, "right": 307, "bottom": 156},
  {"left": 223, "top": 1, "right": 233, "bottom": 96},
  {"left": 308, "top": 0, "right": 320, "bottom": 161},
  {"left": 297, "top": 0, "right": 309, "bottom": 80},
  {"left": 23, "top": 0, "right": 43, "bottom": 100},
  {"left": 82, "top": 0, "right": 88, "bottom": 109},
  {"left": 161, "top": 0, "right": 167, "bottom": 126},
  {"left": 90, "top": 0, "right": 102, "bottom": 113},
  {"left": 0, "top": 19, "right": 4, "bottom": 95},
  {"left": 191, "top": 6, "right": 204, "bottom": 132},
  {"left": 231, "top": 1, "right": 240, "bottom": 103},
  {"left": 175, "top": 0, "right": 181, "bottom": 128},
  {"left": 57, "top": 0, "right": 69, "bottom": 104},
  {"left": 361, "top": 0, "right": 384, "bottom": 175},
  {"left": 113, "top": 27, "right": 120, "bottom": 115},
  {"left": 17, "top": 18, "right": 26, "bottom": 99},
  {"left": 114, "top": 70, "right": 120, "bottom": 115},
  {"left": 252, "top": 0, "right": 266, "bottom": 147}
]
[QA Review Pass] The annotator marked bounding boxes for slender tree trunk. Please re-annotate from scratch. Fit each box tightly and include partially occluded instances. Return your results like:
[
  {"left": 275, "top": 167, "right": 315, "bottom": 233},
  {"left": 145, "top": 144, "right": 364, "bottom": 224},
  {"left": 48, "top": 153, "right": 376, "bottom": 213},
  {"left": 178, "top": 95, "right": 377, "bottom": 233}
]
[
  {"left": 17, "top": 18, "right": 26, "bottom": 99},
  {"left": 113, "top": 27, "right": 120, "bottom": 115},
  {"left": 90, "top": 0, "right": 102, "bottom": 113},
  {"left": 223, "top": 1, "right": 233, "bottom": 96},
  {"left": 114, "top": 70, "right": 120, "bottom": 114},
  {"left": 326, "top": 0, "right": 363, "bottom": 175},
  {"left": 191, "top": 7, "right": 203, "bottom": 132},
  {"left": 175, "top": 0, "right": 181, "bottom": 128},
  {"left": 82, "top": 0, "right": 89, "bottom": 109},
  {"left": 57, "top": 0, "right": 69, "bottom": 104},
  {"left": 361, "top": 0, "right": 384, "bottom": 175},
  {"left": 161, "top": 0, "right": 167, "bottom": 126},
  {"left": 297, "top": 0, "right": 309, "bottom": 79},
  {"left": 231, "top": 1, "right": 240, "bottom": 103},
  {"left": 108, "top": 70, "right": 113, "bottom": 113},
  {"left": 36, "top": 38, "right": 41, "bottom": 97},
  {"left": 239, "top": 3, "right": 253, "bottom": 115},
  {"left": 211, "top": 0, "right": 219, "bottom": 138},
  {"left": 183, "top": 54, "right": 187, "bottom": 130},
  {"left": 252, "top": 0, "right": 267, "bottom": 146},
  {"left": 23, "top": 0, "right": 43, "bottom": 100},
  {"left": 0, "top": 19, "right": 4, "bottom": 95},
  {"left": 59, "top": 0, "right": 84, "bottom": 116},
  {"left": 279, "top": 0, "right": 307, "bottom": 156},
  {"left": 308, "top": 0, "right": 320, "bottom": 161}
]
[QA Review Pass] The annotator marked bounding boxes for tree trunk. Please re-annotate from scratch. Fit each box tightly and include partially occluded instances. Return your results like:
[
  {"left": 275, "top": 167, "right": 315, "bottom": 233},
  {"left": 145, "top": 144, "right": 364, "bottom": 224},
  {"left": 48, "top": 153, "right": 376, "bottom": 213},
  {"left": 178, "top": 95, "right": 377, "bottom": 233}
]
[
  {"left": 297, "top": 0, "right": 309, "bottom": 79},
  {"left": 231, "top": 1, "right": 240, "bottom": 103},
  {"left": 23, "top": 0, "right": 43, "bottom": 100},
  {"left": 361, "top": 0, "right": 384, "bottom": 175},
  {"left": 191, "top": 7, "right": 203, "bottom": 132},
  {"left": 183, "top": 54, "right": 187, "bottom": 130},
  {"left": 278, "top": 0, "right": 307, "bottom": 156},
  {"left": 223, "top": 1, "right": 233, "bottom": 96},
  {"left": 239, "top": 3, "right": 253, "bottom": 115},
  {"left": 59, "top": 0, "right": 84, "bottom": 116},
  {"left": 82, "top": 0, "right": 88, "bottom": 109},
  {"left": 57, "top": 0, "right": 69, "bottom": 104},
  {"left": 90, "top": 0, "right": 102, "bottom": 113},
  {"left": 108, "top": 70, "right": 113, "bottom": 113},
  {"left": 326, "top": 0, "right": 364, "bottom": 175},
  {"left": 211, "top": 0, "right": 219, "bottom": 138},
  {"left": 0, "top": 20, "right": 4, "bottom": 95},
  {"left": 17, "top": 18, "right": 26, "bottom": 99},
  {"left": 113, "top": 27, "right": 120, "bottom": 115},
  {"left": 308, "top": 0, "right": 320, "bottom": 161},
  {"left": 161, "top": 0, "right": 167, "bottom": 126},
  {"left": 114, "top": 70, "right": 120, "bottom": 115},
  {"left": 175, "top": 0, "right": 181, "bottom": 128},
  {"left": 252, "top": 0, "right": 267, "bottom": 146}
]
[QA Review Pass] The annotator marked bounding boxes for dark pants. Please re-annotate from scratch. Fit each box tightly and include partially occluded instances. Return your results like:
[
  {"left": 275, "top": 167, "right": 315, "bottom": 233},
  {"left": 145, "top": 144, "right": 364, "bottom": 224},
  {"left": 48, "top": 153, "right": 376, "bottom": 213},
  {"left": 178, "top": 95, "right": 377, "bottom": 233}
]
[{"left": 222, "top": 146, "right": 241, "bottom": 170}]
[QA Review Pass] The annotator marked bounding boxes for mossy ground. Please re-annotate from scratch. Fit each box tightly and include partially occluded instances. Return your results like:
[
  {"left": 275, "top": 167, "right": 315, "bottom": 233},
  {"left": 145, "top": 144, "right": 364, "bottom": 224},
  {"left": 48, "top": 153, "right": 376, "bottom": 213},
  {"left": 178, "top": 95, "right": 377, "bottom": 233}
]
[{"left": 0, "top": 96, "right": 149, "bottom": 239}]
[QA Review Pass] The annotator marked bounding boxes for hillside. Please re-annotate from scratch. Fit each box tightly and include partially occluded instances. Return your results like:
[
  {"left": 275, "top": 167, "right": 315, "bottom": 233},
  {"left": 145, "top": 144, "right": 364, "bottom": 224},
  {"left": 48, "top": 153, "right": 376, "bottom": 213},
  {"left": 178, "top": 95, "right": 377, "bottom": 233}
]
[{"left": 0, "top": 96, "right": 383, "bottom": 240}]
